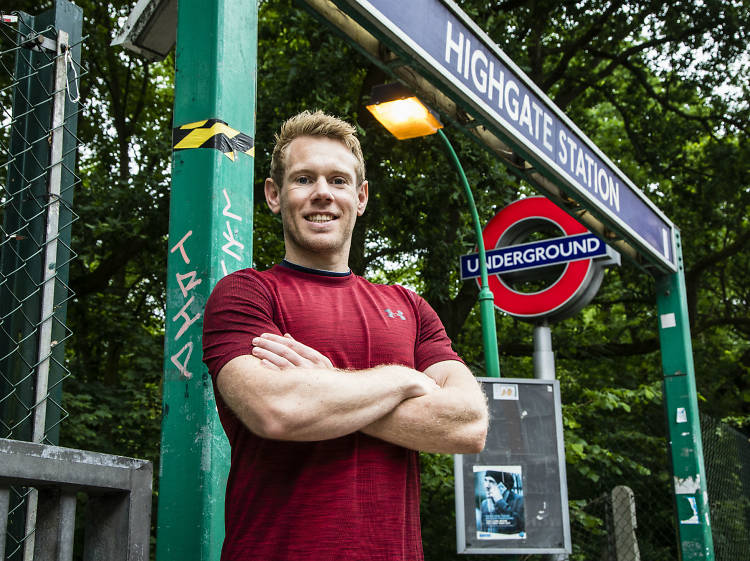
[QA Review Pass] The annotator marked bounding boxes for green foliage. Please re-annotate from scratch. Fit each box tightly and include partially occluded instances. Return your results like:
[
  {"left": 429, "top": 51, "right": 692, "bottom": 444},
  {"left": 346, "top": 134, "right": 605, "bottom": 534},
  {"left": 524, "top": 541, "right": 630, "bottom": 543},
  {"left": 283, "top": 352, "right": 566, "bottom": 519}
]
[{"left": 419, "top": 453, "right": 459, "bottom": 561}]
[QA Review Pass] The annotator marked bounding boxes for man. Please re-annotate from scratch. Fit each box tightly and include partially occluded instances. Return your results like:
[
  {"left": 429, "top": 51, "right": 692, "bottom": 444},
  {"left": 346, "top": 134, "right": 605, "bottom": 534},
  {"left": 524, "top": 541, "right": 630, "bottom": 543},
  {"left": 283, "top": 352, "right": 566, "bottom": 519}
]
[{"left": 202, "top": 110, "right": 488, "bottom": 561}]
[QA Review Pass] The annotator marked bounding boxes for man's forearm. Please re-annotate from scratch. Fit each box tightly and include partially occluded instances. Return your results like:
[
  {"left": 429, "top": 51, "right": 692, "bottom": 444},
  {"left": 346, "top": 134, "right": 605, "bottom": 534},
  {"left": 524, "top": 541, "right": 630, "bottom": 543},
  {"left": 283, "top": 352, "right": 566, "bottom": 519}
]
[
  {"left": 217, "top": 355, "right": 438, "bottom": 442},
  {"left": 360, "top": 388, "right": 487, "bottom": 453},
  {"left": 361, "top": 362, "right": 488, "bottom": 453}
]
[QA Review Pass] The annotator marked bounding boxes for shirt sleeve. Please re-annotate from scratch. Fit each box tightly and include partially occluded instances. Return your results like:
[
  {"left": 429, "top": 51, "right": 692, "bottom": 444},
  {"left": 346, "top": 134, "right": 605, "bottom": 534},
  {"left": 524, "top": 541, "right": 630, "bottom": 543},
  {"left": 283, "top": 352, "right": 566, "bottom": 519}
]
[
  {"left": 409, "top": 291, "right": 464, "bottom": 372},
  {"left": 202, "top": 270, "right": 282, "bottom": 380}
]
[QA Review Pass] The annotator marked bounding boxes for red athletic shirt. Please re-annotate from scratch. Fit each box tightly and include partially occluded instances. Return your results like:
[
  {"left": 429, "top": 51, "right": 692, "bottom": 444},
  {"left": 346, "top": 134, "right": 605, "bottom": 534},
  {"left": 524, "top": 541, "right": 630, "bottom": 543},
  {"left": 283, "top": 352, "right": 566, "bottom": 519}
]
[{"left": 202, "top": 263, "right": 462, "bottom": 561}]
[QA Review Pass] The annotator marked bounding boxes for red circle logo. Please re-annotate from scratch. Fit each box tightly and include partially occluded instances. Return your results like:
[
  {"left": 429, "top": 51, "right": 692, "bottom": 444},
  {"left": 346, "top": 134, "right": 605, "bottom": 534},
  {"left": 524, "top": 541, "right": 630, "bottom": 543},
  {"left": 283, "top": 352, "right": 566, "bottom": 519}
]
[{"left": 479, "top": 197, "right": 593, "bottom": 318}]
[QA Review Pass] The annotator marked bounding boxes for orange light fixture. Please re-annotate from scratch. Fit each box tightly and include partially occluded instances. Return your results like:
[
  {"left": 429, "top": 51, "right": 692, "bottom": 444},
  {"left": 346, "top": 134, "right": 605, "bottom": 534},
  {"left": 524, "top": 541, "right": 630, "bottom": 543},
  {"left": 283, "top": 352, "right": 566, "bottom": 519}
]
[{"left": 365, "top": 83, "right": 443, "bottom": 140}]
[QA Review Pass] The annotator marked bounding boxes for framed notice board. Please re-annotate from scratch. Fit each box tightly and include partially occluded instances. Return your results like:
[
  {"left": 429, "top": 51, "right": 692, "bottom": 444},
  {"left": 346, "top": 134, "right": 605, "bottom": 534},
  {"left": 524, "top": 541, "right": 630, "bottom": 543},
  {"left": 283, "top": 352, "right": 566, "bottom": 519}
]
[{"left": 455, "top": 378, "right": 571, "bottom": 555}]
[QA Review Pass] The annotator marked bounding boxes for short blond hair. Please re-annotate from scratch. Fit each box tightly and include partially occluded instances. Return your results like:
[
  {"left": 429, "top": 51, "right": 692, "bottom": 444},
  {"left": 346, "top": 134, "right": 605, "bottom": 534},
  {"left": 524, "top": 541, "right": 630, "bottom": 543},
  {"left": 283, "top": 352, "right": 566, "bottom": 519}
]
[{"left": 269, "top": 110, "right": 366, "bottom": 188}]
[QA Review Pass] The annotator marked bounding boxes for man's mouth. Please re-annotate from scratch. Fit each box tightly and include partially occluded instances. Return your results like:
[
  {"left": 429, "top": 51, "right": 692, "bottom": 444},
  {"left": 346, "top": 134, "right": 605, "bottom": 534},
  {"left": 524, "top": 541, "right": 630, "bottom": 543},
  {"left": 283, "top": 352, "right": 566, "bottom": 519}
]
[{"left": 305, "top": 214, "right": 337, "bottom": 223}]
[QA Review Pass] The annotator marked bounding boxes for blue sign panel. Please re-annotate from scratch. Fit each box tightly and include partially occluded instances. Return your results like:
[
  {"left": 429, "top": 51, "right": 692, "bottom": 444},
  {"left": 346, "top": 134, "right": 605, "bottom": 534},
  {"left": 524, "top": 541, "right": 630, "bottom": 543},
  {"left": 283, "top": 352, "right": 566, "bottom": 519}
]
[
  {"left": 333, "top": 0, "right": 676, "bottom": 271},
  {"left": 460, "top": 233, "right": 606, "bottom": 280}
]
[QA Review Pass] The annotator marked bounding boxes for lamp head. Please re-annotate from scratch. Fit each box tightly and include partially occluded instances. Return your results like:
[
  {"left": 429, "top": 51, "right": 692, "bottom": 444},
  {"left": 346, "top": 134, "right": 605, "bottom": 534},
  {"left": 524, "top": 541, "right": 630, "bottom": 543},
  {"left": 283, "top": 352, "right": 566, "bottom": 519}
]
[{"left": 365, "top": 83, "right": 443, "bottom": 140}]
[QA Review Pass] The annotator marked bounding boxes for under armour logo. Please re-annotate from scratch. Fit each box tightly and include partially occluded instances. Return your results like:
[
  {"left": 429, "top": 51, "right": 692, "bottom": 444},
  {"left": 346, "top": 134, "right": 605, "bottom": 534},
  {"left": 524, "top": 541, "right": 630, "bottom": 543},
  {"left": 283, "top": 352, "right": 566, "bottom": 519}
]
[{"left": 385, "top": 308, "right": 406, "bottom": 320}]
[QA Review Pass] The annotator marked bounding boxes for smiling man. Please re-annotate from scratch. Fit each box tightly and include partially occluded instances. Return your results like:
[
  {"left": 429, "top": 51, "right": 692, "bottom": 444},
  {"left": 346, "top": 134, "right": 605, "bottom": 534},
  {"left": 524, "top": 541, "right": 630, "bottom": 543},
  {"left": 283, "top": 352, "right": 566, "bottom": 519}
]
[{"left": 202, "top": 110, "right": 488, "bottom": 561}]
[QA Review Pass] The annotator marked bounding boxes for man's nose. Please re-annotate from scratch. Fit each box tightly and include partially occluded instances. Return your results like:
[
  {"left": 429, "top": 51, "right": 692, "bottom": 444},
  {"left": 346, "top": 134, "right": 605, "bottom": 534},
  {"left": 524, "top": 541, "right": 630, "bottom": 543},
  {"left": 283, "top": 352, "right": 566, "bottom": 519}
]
[{"left": 310, "top": 177, "right": 334, "bottom": 201}]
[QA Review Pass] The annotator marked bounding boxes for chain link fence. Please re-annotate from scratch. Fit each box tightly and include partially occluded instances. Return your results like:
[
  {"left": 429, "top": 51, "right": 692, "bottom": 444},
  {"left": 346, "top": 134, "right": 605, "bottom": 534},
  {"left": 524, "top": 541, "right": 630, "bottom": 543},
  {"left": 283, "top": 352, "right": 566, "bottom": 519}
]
[
  {"left": 564, "top": 413, "right": 750, "bottom": 561},
  {"left": 1, "top": 5, "right": 83, "bottom": 559},
  {"left": 702, "top": 413, "right": 750, "bottom": 561},
  {"left": 567, "top": 485, "right": 677, "bottom": 561}
]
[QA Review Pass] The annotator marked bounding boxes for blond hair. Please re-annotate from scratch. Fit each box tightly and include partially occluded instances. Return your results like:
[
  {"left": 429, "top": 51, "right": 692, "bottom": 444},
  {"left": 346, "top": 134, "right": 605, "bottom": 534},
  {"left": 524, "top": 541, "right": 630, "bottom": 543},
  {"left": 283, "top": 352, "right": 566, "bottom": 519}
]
[{"left": 269, "top": 110, "right": 366, "bottom": 187}]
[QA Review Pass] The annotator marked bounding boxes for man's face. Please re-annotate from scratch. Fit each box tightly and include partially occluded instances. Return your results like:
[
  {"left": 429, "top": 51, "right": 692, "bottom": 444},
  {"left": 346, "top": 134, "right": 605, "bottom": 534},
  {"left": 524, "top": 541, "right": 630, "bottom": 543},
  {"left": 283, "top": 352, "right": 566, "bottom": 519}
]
[
  {"left": 484, "top": 476, "right": 502, "bottom": 500},
  {"left": 265, "top": 136, "right": 368, "bottom": 269}
]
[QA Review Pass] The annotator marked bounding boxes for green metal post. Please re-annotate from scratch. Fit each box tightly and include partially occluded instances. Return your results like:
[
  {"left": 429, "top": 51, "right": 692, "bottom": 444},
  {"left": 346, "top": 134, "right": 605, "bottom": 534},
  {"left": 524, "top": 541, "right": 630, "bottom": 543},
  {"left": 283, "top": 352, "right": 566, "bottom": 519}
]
[
  {"left": 437, "top": 129, "right": 500, "bottom": 378},
  {"left": 655, "top": 231, "right": 715, "bottom": 561},
  {"left": 156, "top": 2, "right": 257, "bottom": 560}
]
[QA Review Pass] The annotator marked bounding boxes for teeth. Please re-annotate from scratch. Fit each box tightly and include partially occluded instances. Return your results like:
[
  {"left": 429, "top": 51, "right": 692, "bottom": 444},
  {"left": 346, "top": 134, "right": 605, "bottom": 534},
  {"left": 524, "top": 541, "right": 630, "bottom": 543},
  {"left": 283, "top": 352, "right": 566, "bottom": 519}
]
[{"left": 306, "top": 214, "right": 335, "bottom": 223}]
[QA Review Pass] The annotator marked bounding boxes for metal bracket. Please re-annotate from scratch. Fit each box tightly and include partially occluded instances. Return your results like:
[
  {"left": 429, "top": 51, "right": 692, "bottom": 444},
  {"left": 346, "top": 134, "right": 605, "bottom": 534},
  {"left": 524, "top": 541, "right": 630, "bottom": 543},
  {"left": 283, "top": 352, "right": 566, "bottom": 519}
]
[{"left": 22, "top": 32, "right": 57, "bottom": 52}]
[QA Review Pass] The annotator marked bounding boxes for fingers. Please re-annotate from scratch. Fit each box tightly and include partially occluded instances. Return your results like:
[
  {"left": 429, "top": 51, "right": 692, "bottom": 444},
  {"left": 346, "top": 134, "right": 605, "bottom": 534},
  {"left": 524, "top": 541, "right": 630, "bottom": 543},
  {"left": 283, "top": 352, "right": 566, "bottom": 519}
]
[
  {"left": 260, "top": 358, "right": 281, "bottom": 371},
  {"left": 403, "top": 370, "right": 441, "bottom": 399},
  {"left": 251, "top": 344, "right": 294, "bottom": 369},
  {"left": 251, "top": 333, "right": 333, "bottom": 370}
]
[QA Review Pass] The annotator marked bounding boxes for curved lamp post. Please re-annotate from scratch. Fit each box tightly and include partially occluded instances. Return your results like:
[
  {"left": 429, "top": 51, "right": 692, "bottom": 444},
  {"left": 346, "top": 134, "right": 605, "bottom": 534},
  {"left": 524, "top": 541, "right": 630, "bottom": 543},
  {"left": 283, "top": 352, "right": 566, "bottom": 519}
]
[{"left": 366, "top": 83, "right": 500, "bottom": 377}]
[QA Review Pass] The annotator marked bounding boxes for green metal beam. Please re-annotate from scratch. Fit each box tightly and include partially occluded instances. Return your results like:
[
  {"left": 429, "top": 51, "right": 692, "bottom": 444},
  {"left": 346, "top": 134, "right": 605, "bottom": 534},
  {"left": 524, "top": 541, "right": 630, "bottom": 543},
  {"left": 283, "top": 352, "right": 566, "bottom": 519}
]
[
  {"left": 156, "top": 1, "right": 258, "bottom": 560},
  {"left": 655, "top": 230, "right": 715, "bottom": 561}
]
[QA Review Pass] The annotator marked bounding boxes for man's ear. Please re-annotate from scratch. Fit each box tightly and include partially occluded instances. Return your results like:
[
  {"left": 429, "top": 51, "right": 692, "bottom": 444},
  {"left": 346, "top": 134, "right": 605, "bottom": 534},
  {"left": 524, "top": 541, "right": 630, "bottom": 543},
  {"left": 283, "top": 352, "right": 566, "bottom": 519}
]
[
  {"left": 357, "top": 180, "right": 369, "bottom": 216},
  {"left": 264, "top": 178, "right": 281, "bottom": 214}
]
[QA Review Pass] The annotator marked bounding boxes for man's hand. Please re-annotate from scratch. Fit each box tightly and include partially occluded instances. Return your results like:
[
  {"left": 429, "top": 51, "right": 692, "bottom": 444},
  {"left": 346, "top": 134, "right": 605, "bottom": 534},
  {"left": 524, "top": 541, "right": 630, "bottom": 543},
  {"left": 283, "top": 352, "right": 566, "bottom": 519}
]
[
  {"left": 251, "top": 332, "right": 334, "bottom": 370},
  {"left": 250, "top": 332, "right": 440, "bottom": 395}
]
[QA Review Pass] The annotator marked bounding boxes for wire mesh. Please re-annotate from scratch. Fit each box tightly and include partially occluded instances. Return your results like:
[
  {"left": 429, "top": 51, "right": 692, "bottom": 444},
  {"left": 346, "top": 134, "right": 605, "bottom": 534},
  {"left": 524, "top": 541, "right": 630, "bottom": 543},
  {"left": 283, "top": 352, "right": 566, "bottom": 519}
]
[
  {"left": 701, "top": 414, "right": 750, "bottom": 561},
  {"left": 1, "top": 9, "right": 84, "bottom": 560},
  {"left": 568, "top": 493, "right": 611, "bottom": 561}
]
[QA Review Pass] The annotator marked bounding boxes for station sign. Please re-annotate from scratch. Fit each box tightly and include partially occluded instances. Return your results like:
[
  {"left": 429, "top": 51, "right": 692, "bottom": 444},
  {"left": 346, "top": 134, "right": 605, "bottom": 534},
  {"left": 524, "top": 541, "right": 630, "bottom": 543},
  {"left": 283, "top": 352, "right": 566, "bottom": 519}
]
[
  {"left": 322, "top": 0, "right": 676, "bottom": 272},
  {"left": 460, "top": 233, "right": 606, "bottom": 280},
  {"left": 461, "top": 197, "right": 618, "bottom": 322}
]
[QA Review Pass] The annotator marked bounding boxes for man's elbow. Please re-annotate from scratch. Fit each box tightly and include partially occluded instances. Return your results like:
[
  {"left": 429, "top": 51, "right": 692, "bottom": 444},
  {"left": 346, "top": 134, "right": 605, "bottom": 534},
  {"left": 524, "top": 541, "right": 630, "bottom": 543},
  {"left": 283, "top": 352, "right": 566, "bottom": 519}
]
[
  {"left": 459, "top": 420, "right": 488, "bottom": 454},
  {"left": 243, "top": 401, "right": 301, "bottom": 441},
  {"left": 438, "top": 415, "right": 487, "bottom": 454},
  {"left": 460, "top": 399, "right": 488, "bottom": 453},
  {"left": 253, "top": 415, "right": 290, "bottom": 440}
]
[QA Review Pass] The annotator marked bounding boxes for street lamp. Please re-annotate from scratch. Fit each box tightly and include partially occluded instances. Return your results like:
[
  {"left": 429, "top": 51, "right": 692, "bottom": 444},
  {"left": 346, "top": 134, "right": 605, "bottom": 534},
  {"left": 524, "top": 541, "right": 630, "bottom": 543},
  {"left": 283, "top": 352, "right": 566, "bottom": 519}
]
[
  {"left": 111, "top": 0, "right": 177, "bottom": 61},
  {"left": 366, "top": 83, "right": 500, "bottom": 377}
]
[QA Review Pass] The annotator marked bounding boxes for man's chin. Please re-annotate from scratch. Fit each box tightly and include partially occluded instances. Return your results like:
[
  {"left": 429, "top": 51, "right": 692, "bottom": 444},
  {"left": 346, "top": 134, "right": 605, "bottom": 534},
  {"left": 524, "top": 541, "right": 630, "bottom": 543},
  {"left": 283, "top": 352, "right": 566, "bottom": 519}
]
[{"left": 290, "top": 237, "right": 345, "bottom": 255}]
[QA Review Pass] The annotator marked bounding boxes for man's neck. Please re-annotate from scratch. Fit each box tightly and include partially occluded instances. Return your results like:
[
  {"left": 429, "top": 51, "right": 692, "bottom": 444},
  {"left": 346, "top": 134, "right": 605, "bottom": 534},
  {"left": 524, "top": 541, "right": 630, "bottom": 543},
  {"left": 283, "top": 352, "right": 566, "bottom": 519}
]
[
  {"left": 283, "top": 253, "right": 350, "bottom": 273},
  {"left": 281, "top": 259, "right": 351, "bottom": 276}
]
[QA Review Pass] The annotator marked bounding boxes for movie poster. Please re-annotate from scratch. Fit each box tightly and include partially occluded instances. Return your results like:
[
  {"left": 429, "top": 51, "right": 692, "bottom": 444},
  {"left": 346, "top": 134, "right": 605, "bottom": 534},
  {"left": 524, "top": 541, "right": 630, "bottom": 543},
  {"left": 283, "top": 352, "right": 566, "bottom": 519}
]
[{"left": 473, "top": 465, "right": 526, "bottom": 540}]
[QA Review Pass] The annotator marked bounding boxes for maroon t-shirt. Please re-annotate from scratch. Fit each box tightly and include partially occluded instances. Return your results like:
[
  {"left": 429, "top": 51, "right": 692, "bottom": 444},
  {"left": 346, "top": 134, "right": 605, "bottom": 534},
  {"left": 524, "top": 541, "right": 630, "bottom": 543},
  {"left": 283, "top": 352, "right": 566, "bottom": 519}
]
[{"left": 202, "top": 264, "right": 462, "bottom": 561}]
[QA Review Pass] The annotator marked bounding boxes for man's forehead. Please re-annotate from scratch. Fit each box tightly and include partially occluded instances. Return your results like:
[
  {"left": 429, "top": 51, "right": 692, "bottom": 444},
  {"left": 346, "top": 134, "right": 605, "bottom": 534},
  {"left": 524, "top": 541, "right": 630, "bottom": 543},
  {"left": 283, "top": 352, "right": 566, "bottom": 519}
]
[
  {"left": 284, "top": 136, "right": 359, "bottom": 186},
  {"left": 286, "top": 136, "right": 356, "bottom": 167}
]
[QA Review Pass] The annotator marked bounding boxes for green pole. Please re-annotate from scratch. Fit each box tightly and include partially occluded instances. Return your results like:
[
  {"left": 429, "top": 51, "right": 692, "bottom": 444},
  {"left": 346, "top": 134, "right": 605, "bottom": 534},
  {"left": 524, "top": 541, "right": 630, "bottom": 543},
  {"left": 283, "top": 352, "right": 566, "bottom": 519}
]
[
  {"left": 655, "top": 231, "right": 715, "bottom": 561},
  {"left": 437, "top": 129, "right": 500, "bottom": 378},
  {"left": 156, "top": 1, "right": 257, "bottom": 560}
]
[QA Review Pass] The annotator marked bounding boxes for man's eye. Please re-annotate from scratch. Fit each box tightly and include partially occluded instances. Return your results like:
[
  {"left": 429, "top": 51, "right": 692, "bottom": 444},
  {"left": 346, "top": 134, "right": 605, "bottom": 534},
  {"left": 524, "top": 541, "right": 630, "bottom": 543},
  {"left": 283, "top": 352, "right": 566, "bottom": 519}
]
[
  {"left": 331, "top": 177, "right": 348, "bottom": 185},
  {"left": 296, "top": 176, "right": 311, "bottom": 184}
]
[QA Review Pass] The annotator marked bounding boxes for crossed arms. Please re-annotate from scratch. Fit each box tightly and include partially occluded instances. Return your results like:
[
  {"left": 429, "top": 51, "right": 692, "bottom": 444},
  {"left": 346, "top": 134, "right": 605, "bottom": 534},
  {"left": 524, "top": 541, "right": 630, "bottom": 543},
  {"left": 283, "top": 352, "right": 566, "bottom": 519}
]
[{"left": 215, "top": 333, "right": 488, "bottom": 454}]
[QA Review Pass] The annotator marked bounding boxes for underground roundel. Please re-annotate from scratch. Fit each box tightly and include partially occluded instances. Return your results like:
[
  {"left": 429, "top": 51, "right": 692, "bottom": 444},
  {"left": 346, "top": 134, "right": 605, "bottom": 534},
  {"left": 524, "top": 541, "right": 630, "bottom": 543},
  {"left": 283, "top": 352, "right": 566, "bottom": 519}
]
[{"left": 459, "top": 197, "right": 619, "bottom": 322}]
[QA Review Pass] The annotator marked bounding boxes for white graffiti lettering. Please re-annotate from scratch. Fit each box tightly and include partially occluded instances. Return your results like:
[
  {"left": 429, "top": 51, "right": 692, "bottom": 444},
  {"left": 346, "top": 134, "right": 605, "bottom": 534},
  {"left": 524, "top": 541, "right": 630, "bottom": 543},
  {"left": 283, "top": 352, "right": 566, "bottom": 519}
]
[
  {"left": 176, "top": 270, "right": 202, "bottom": 298},
  {"left": 173, "top": 295, "right": 200, "bottom": 342},
  {"left": 170, "top": 341, "right": 193, "bottom": 380},
  {"left": 169, "top": 230, "right": 203, "bottom": 380},
  {"left": 170, "top": 230, "right": 193, "bottom": 265},
  {"left": 220, "top": 189, "right": 245, "bottom": 277}
]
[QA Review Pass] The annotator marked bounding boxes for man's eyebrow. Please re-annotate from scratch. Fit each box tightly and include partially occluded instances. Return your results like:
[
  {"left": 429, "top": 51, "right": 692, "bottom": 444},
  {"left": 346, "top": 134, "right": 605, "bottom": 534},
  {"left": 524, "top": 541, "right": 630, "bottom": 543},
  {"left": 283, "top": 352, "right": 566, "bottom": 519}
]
[{"left": 287, "top": 166, "right": 355, "bottom": 179}]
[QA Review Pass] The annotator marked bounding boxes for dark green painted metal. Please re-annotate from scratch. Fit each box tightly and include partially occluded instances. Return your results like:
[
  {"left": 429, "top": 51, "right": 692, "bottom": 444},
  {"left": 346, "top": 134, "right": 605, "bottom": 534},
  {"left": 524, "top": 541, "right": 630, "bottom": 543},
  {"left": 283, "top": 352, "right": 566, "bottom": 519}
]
[
  {"left": 155, "top": 1, "right": 258, "bottom": 560},
  {"left": 656, "top": 231, "right": 715, "bottom": 561}
]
